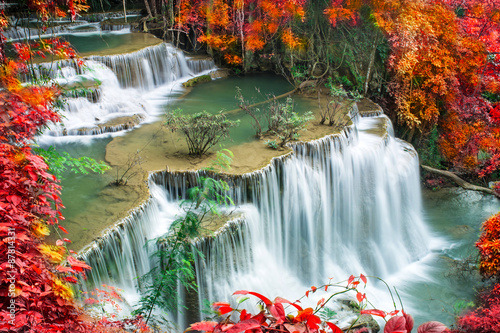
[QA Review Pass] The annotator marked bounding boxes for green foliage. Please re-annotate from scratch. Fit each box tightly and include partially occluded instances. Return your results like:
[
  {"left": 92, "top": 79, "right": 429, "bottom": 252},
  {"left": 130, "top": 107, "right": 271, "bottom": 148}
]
[
  {"left": 205, "top": 149, "right": 234, "bottom": 173},
  {"left": 34, "top": 146, "right": 109, "bottom": 179},
  {"left": 134, "top": 177, "right": 233, "bottom": 326},
  {"left": 291, "top": 64, "right": 308, "bottom": 86},
  {"left": 165, "top": 109, "right": 239, "bottom": 156},
  {"left": 483, "top": 91, "right": 500, "bottom": 103},
  {"left": 265, "top": 140, "right": 279, "bottom": 150},
  {"left": 452, "top": 300, "right": 475, "bottom": 317},
  {"left": 417, "top": 126, "right": 444, "bottom": 169},
  {"left": 267, "top": 97, "right": 314, "bottom": 147},
  {"left": 318, "top": 79, "right": 359, "bottom": 126},
  {"left": 318, "top": 307, "right": 337, "bottom": 321}
]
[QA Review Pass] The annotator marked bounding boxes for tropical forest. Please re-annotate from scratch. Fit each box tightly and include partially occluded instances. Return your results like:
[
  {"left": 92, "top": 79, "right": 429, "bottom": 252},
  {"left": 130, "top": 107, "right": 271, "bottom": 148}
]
[{"left": 1, "top": 0, "right": 500, "bottom": 332}]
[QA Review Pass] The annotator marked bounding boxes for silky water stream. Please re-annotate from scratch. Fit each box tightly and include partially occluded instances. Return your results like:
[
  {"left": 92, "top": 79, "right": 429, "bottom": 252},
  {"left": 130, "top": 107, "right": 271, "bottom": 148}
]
[{"left": 32, "top": 29, "right": 499, "bottom": 331}]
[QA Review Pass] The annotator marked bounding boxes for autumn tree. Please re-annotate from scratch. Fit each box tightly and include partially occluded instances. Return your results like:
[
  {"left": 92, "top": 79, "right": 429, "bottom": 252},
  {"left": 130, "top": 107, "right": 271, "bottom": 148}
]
[{"left": 0, "top": 1, "right": 148, "bottom": 331}]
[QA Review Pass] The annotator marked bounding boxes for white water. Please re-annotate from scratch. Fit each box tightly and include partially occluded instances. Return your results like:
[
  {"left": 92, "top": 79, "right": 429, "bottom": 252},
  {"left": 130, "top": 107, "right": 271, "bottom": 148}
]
[
  {"left": 32, "top": 42, "right": 216, "bottom": 142},
  {"left": 80, "top": 113, "right": 436, "bottom": 329}
]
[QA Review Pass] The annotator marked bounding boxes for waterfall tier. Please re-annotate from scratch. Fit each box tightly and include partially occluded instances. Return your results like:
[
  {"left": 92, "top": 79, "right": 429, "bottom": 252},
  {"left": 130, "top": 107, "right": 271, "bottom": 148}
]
[
  {"left": 31, "top": 43, "right": 216, "bottom": 139},
  {"left": 79, "top": 113, "right": 431, "bottom": 329}
]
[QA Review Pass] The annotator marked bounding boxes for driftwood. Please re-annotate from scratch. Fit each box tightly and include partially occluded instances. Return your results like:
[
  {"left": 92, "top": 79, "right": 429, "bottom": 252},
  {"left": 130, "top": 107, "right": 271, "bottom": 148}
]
[
  {"left": 421, "top": 164, "right": 497, "bottom": 196},
  {"left": 225, "top": 88, "right": 297, "bottom": 115}
]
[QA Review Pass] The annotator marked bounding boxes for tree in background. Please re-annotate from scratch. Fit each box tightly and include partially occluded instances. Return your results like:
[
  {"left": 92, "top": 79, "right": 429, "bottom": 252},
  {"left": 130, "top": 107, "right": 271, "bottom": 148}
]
[{"left": 322, "top": 0, "right": 500, "bottom": 183}]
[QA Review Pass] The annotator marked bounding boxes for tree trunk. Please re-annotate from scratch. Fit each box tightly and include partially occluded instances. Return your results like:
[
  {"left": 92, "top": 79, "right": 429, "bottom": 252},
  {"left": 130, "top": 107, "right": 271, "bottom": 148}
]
[
  {"left": 151, "top": 0, "right": 158, "bottom": 18},
  {"left": 364, "top": 34, "right": 379, "bottom": 96},
  {"left": 421, "top": 165, "right": 497, "bottom": 196},
  {"left": 143, "top": 0, "right": 152, "bottom": 18},
  {"left": 123, "top": 0, "right": 127, "bottom": 23}
]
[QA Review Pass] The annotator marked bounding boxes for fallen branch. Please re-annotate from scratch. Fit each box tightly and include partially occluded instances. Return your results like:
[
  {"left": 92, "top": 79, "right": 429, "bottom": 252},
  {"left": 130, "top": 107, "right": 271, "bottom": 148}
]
[
  {"left": 421, "top": 164, "right": 497, "bottom": 196},
  {"left": 225, "top": 88, "right": 297, "bottom": 115}
]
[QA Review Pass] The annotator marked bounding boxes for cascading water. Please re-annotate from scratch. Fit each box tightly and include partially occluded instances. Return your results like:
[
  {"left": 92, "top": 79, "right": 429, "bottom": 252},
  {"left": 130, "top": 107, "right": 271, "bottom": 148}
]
[
  {"left": 32, "top": 42, "right": 216, "bottom": 140},
  {"left": 80, "top": 110, "right": 432, "bottom": 329}
]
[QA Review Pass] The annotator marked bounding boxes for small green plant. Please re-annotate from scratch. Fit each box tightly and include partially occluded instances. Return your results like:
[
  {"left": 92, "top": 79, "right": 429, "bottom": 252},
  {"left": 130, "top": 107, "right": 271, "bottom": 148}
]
[
  {"left": 34, "top": 146, "right": 110, "bottom": 179},
  {"left": 265, "top": 140, "right": 279, "bottom": 149},
  {"left": 165, "top": 109, "right": 239, "bottom": 156},
  {"left": 110, "top": 151, "right": 143, "bottom": 186},
  {"left": 318, "top": 79, "right": 360, "bottom": 126},
  {"left": 205, "top": 149, "right": 234, "bottom": 173},
  {"left": 269, "top": 97, "right": 314, "bottom": 148},
  {"left": 291, "top": 64, "right": 308, "bottom": 86},
  {"left": 134, "top": 177, "right": 234, "bottom": 327},
  {"left": 236, "top": 87, "right": 263, "bottom": 138}
]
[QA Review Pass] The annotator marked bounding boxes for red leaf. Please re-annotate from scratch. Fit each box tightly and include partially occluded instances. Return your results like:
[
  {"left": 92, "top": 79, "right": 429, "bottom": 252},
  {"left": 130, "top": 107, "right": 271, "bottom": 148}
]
[
  {"left": 356, "top": 292, "right": 366, "bottom": 303},
  {"left": 311, "top": 286, "right": 317, "bottom": 292},
  {"left": 189, "top": 321, "right": 218, "bottom": 332},
  {"left": 326, "top": 322, "right": 343, "bottom": 333},
  {"left": 226, "top": 319, "right": 261, "bottom": 333},
  {"left": 325, "top": 285, "right": 328, "bottom": 291},
  {"left": 56, "top": 265, "right": 75, "bottom": 273},
  {"left": 233, "top": 290, "right": 272, "bottom": 306},
  {"left": 417, "top": 322, "right": 447, "bottom": 333},
  {"left": 305, "top": 290, "right": 310, "bottom": 297},
  {"left": 7, "top": 195, "right": 21, "bottom": 206},
  {"left": 31, "top": 264, "right": 42, "bottom": 274},
  {"left": 361, "top": 309, "right": 387, "bottom": 317},
  {"left": 240, "top": 309, "right": 251, "bottom": 321},
  {"left": 388, "top": 310, "right": 400, "bottom": 316},
  {"left": 274, "top": 296, "right": 303, "bottom": 311},
  {"left": 347, "top": 275, "right": 355, "bottom": 285},
  {"left": 67, "top": 256, "right": 91, "bottom": 270},
  {"left": 63, "top": 238, "right": 72, "bottom": 243},
  {"left": 360, "top": 274, "right": 367, "bottom": 284},
  {"left": 270, "top": 303, "right": 286, "bottom": 323},
  {"left": 218, "top": 306, "right": 233, "bottom": 315},
  {"left": 65, "top": 276, "right": 78, "bottom": 283},
  {"left": 213, "top": 302, "right": 231, "bottom": 308},
  {"left": 58, "top": 225, "right": 68, "bottom": 234},
  {"left": 403, "top": 311, "right": 414, "bottom": 333},
  {"left": 384, "top": 316, "right": 407, "bottom": 333},
  {"left": 251, "top": 312, "right": 266, "bottom": 324}
]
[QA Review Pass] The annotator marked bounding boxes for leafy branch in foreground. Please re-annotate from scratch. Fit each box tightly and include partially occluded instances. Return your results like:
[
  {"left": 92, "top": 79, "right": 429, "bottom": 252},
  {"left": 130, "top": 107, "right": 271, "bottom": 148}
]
[
  {"left": 165, "top": 109, "right": 239, "bottom": 156},
  {"left": 188, "top": 275, "right": 447, "bottom": 333},
  {"left": 133, "top": 177, "right": 234, "bottom": 327},
  {"left": 34, "top": 146, "right": 110, "bottom": 179}
]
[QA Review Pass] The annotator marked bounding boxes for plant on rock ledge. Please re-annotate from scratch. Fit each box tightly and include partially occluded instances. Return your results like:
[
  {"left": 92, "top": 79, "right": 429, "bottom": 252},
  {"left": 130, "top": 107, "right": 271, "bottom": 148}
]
[
  {"left": 134, "top": 176, "right": 234, "bottom": 328},
  {"left": 165, "top": 109, "right": 239, "bottom": 156}
]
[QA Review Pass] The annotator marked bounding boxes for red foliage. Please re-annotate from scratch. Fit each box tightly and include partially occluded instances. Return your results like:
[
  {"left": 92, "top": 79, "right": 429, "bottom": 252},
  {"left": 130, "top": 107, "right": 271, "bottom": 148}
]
[
  {"left": 188, "top": 276, "right": 447, "bottom": 333},
  {"left": 0, "top": 2, "right": 147, "bottom": 332},
  {"left": 476, "top": 213, "right": 500, "bottom": 278},
  {"left": 451, "top": 283, "right": 500, "bottom": 333},
  {"left": 176, "top": 0, "right": 307, "bottom": 65}
]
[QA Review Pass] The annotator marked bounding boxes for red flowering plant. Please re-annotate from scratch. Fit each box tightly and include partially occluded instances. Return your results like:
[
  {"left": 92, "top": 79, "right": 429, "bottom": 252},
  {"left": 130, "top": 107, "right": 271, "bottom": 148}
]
[{"left": 187, "top": 275, "right": 448, "bottom": 333}]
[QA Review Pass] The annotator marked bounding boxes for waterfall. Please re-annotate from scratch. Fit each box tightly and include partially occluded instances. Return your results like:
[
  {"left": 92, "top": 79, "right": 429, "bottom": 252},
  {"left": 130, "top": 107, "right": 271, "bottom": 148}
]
[
  {"left": 88, "top": 44, "right": 194, "bottom": 91},
  {"left": 31, "top": 43, "right": 216, "bottom": 139},
  {"left": 79, "top": 112, "right": 431, "bottom": 329}
]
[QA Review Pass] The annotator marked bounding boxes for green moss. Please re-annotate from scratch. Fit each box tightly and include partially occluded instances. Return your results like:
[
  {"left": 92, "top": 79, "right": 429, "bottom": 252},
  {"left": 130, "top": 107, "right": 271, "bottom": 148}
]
[{"left": 182, "top": 75, "right": 212, "bottom": 87}]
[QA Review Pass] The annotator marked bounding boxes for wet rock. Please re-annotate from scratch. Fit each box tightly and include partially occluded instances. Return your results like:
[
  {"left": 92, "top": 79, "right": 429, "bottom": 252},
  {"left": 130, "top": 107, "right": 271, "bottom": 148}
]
[{"left": 182, "top": 74, "right": 212, "bottom": 87}]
